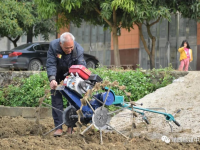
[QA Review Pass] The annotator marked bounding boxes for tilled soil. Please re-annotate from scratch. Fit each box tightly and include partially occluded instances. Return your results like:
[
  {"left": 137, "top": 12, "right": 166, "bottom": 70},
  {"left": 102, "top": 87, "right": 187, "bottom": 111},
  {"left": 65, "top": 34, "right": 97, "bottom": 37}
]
[
  {"left": 0, "top": 116, "right": 199, "bottom": 150},
  {"left": 1, "top": 71, "right": 200, "bottom": 149}
]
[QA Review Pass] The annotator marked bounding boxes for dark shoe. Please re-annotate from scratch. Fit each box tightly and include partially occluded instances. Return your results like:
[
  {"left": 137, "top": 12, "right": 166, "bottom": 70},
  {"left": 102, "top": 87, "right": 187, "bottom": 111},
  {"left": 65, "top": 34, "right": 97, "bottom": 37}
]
[{"left": 53, "top": 129, "right": 63, "bottom": 137}]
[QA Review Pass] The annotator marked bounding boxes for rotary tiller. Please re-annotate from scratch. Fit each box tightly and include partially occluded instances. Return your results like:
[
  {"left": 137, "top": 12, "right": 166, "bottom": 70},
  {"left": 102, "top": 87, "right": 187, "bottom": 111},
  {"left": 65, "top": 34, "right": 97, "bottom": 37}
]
[{"left": 43, "top": 65, "right": 180, "bottom": 144}]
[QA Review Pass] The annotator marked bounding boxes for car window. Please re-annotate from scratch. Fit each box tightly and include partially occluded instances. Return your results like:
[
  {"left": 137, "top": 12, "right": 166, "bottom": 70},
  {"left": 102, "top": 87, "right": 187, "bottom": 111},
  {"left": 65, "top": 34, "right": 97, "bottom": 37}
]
[
  {"left": 28, "top": 47, "right": 35, "bottom": 51},
  {"left": 33, "top": 45, "right": 42, "bottom": 51},
  {"left": 40, "top": 44, "right": 49, "bottom": 51}
]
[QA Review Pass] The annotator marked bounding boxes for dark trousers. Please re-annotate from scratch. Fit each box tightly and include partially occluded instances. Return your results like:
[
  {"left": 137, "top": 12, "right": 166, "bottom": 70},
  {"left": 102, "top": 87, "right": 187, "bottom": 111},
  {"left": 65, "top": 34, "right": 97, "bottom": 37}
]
[{"left": 51, "top": 90, "right": 63, "bottom": 129}]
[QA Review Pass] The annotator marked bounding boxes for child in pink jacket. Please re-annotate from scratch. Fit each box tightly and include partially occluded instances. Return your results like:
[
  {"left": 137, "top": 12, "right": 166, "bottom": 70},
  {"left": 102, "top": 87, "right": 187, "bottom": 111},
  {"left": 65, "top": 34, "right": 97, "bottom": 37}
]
[{"left": 178, "top": 40, "right": 193, "bottom": 71}]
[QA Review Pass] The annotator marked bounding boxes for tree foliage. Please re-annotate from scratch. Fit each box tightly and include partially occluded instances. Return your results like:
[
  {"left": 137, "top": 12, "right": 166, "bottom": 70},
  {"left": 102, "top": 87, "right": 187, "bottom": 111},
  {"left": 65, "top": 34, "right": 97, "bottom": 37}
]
[
  {"left": 0, "top": 0, "right": 56, "bottom": 47},
  {"left": 35, "top": 0, "right": 137, "bottom": 31},
  {"left": 0, "top": 0, "right": 34, "bottom": 39},
  {"left": 27, "top": 1, "right": 56, "bottom": 43},
  {"left": 167, "top": 0, "right": 200, "bottom": 19},
  {"left": 35, "top": 0, "right": 138, "bottom": 66}
]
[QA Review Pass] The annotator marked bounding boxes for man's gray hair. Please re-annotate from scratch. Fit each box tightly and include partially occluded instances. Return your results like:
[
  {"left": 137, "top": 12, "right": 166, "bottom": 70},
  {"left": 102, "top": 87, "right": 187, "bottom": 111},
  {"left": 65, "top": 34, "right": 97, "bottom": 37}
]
[{"left": 60, "top": 32, "right": 75, "bottom": 44}]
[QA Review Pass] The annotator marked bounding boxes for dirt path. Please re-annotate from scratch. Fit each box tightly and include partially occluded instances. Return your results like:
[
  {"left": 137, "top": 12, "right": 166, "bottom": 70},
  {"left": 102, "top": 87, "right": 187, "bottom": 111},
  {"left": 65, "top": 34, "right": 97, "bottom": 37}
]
[{"left": 0, "top": 71, "right": 200, "bottom": 149}]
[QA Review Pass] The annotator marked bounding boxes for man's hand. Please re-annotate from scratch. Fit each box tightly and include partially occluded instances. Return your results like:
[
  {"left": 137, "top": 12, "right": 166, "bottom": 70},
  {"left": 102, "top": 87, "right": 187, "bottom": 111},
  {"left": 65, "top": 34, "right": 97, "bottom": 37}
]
[{"left": 50, "top": 80, "right": 58, "bottom": 89}]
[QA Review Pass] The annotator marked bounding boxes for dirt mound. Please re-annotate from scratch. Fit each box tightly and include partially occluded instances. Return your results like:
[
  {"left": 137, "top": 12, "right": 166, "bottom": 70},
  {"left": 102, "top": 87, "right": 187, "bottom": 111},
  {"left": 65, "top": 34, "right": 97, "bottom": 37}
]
[{"left": 134, "top": 71, "right": 200, "bottom": 139}]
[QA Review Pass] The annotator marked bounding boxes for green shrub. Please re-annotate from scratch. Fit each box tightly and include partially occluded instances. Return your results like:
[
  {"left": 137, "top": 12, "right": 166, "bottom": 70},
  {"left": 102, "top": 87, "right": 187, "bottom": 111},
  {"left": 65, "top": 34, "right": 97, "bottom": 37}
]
[
  {"left": 0, "top": 66, "right": 174, "bottom": 107},
  {"left": 0, "top": 72, "right": 51, "bottom": 107},
  {"left": 90, "top": 66, "right": 175, "bottom": 101},
  {"left": 91, "top": 67, "right": 151, "bottom": 101}
]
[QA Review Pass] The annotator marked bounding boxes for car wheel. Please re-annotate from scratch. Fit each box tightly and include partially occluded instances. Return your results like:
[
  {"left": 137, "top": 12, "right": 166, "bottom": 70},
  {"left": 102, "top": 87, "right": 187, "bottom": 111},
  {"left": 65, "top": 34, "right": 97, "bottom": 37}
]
[
  {"left": 28, "top": 59, "right": 42, "bottom": 71},
  {"left": 86, "top": 59, "right": 97, "bottom": 69}
]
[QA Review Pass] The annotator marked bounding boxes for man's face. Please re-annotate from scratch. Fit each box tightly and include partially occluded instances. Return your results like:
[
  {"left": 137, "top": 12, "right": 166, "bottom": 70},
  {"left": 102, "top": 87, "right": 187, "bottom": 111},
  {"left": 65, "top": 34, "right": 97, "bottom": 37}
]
[{"left": 60, "top": 39, "right": 74, "bottom": 54}]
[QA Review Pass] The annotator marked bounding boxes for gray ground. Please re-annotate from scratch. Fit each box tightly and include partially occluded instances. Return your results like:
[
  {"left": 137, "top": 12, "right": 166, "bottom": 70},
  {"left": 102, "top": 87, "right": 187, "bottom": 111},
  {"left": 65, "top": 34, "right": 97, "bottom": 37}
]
[{"left": 0, "top": 68, "right": 9, "bottom": 71}]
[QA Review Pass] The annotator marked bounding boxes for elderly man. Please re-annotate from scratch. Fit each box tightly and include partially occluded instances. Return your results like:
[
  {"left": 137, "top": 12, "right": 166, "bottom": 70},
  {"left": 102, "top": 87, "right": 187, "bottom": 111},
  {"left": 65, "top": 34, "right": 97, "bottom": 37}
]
[{"left": 46, "top": 32, "right": 86, "bottom": 136}]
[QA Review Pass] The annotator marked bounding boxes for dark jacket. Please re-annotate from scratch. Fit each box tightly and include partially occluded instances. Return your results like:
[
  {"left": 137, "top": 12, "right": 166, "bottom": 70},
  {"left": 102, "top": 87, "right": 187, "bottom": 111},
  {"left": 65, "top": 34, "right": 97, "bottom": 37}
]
[{"left": 46, "top": 38, "right": 86, "bottom": 83}]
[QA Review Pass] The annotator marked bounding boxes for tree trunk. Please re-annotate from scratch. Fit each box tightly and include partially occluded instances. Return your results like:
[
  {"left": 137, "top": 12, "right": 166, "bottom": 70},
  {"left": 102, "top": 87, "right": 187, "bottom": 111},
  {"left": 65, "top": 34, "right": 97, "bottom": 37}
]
[
  {"left": 94, "top": 7, "right": 120, "bottom": 66},
  {"left": 112, "top": 8, "right": 120, "bottom": 66},
  {"left": 137, "top": 24, "right": 153, "bottom": 68},
  {"left": 146, "top": 19, "right": 161, "bottom": 69},
  {"left": 150, "top": 37, "right": 156, "bottom": 69},
  {"left": 137, "top": 24, "right": 156, "bottom": 69},
  {"left": 146, "top": 24, "right": 156, "bottom": 69},
  {"left": 27, "top": 27, "right": 33, "bottom": 43},
  {"left": 12, "top": 41, "right": 17, "bottom": 48},
  {"left": 7, "top": 36, "right": 20, "bottom": 47},
  {"left": 112, "top": 26, "right": 120, "bottom": 66}
]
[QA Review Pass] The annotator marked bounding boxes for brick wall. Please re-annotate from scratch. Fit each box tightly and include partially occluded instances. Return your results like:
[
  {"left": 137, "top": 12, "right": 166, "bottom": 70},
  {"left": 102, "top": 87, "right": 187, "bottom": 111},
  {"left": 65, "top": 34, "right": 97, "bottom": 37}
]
[{"left": 111, "top": 25, "right": 140, "bottom": 50}]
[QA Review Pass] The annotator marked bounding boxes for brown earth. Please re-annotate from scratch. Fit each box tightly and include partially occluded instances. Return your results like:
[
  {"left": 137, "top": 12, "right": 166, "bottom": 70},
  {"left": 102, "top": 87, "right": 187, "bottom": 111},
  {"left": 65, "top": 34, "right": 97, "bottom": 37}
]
[
  {"left": 0, "top": 116, "right": 199, "bottom": 150},
  {"left": 1, "top": 71, "right": 200, "bottom": 150}
]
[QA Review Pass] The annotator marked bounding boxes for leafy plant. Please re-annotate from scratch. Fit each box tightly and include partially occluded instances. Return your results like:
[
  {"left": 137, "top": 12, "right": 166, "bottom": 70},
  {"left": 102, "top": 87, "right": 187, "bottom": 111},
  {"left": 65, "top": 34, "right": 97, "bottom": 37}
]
[
  {"left": 0, "top": 66, "right": 175, "bottom": 107},
  {"left": 0, "top": 72, "right": 51, "bottom": 107},
  {"left": 90, "top": 66, "right": 174, "bottom": 102}
]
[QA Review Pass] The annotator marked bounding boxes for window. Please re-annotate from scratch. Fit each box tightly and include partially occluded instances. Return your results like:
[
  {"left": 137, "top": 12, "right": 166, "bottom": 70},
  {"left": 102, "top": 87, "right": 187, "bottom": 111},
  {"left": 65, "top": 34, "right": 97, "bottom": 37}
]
[
  {"left": 33, "top": 45, "right": 42, "bottom": 51},
  {"left": 41, "top": 44, "right": 49, "bottom": 51}
]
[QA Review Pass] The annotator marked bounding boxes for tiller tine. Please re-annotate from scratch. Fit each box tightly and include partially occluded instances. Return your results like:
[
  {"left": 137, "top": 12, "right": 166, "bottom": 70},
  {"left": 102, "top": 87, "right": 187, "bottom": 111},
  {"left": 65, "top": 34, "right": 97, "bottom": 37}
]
[
  {"left": 76, "top": 110, "right": 84, "bottom": 117},
  {"left": 75, "top": 121, "right": 83, "bottom": 133}
]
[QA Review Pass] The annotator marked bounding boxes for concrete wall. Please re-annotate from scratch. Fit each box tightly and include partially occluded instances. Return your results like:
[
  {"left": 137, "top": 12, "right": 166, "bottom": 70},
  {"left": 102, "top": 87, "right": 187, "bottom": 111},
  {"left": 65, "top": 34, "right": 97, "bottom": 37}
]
[
  {"left": 196, "top": 23, "right": 200, "bottom": 70},
  {"left": 69, "top": 22, "right": 111, "bottom": 66},
  {"left": 0, "top": 71, "right": 41, "bottom": 88},
  {"left": 0, "top": 106, "right": 51, "bottom": 118}
]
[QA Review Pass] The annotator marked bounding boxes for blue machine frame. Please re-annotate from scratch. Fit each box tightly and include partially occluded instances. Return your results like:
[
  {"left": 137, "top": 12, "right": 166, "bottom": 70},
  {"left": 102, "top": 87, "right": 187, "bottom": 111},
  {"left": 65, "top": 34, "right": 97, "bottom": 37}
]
[{"left": 59, "top": 86, "right": 180, "bottom": 126}]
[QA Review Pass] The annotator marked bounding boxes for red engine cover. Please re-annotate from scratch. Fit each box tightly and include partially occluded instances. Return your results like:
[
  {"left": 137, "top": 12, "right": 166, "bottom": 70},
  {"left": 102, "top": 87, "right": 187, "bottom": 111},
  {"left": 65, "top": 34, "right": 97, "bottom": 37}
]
[{"left": 69, "top": 65, "right": 91, "bottom": 80}]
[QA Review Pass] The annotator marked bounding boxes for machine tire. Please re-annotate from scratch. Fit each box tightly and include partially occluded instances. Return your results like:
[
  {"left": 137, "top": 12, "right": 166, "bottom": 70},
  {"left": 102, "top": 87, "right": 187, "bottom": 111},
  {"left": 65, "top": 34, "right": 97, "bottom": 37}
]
[
  {"left": 28, "top": 59, "right": 42, "bottom": 71},
  {"left": 86, "top": 59, "right": 97, "bottom": 69},
  {"left": 63, "top": 106, "right": 78, "bottom": 127}
]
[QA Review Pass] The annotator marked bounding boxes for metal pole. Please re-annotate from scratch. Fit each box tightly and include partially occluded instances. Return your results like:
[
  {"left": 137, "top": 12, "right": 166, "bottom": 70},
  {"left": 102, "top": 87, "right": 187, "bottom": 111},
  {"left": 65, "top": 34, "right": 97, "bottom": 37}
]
[
  {"left": 42, "top": 102, "right": 63, "bottom": 113},
  {"left": 106, "top": 124, "right": 128, "bottom": 139},
  {"left": 100, "top": 129, "right": 103, "bottom": 145},
  {"left": 176, "top": 12, "right": 180, "bottom": 69},
  {"left": 80, "top": 123, "right": 93, "bottom": 135},
  {"left": 167, "top": 41, "right": 170, "bottom": 66},
  {"left": 43, "top": 122, "right": 65, "bottom": 136}
]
